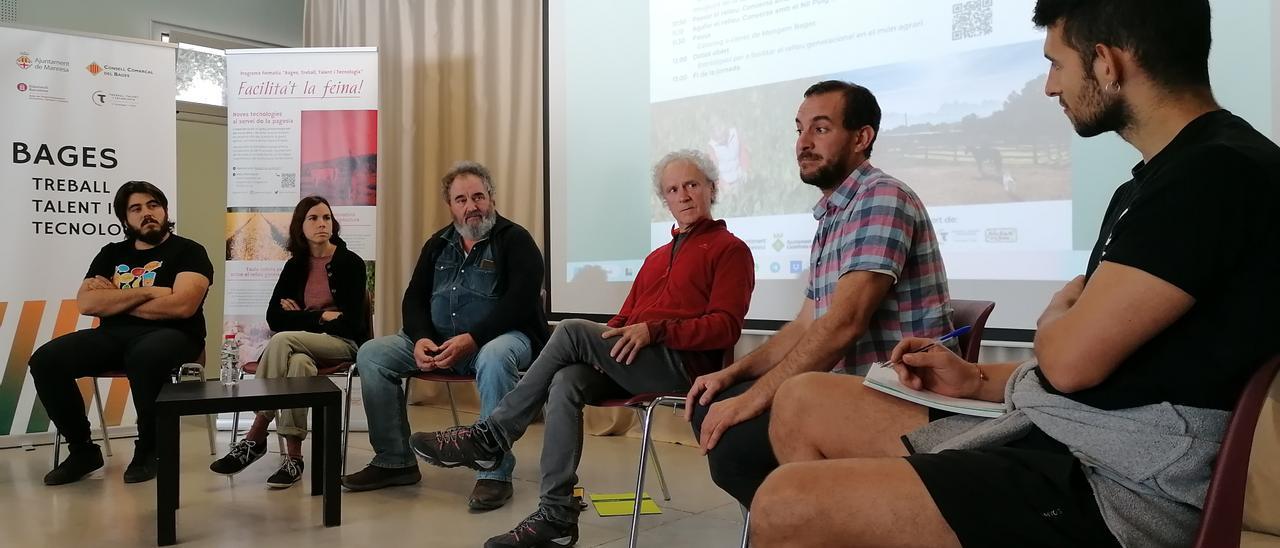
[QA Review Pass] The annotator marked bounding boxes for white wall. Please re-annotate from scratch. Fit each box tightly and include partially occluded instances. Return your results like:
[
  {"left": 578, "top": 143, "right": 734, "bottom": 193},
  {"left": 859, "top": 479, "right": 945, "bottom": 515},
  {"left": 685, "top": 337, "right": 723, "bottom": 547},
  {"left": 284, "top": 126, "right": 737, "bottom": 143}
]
[{"left": 14, "top": 0, "right": 302, "bottom": 46}]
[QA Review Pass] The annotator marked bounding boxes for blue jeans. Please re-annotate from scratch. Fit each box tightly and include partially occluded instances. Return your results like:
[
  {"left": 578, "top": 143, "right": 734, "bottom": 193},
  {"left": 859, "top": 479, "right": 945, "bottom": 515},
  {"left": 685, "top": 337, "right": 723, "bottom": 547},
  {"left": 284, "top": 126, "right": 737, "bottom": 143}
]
[{"left": 356, "top": 329, "right": 530, "bottom": 481}]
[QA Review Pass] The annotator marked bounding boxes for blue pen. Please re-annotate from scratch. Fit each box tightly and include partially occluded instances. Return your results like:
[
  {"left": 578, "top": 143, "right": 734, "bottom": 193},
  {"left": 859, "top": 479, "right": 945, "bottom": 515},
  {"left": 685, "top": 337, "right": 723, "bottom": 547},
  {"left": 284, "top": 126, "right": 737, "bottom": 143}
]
[{"left": 878, "top": 325, "right": 971, "bottom": 367}]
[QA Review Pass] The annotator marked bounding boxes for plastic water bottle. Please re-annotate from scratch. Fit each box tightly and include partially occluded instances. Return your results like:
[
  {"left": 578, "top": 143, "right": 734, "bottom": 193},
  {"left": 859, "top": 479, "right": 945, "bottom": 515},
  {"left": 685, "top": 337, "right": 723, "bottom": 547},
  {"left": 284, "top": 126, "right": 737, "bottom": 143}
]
[{"left": 219, "top": 333, "right": 240, "bottom": 386}]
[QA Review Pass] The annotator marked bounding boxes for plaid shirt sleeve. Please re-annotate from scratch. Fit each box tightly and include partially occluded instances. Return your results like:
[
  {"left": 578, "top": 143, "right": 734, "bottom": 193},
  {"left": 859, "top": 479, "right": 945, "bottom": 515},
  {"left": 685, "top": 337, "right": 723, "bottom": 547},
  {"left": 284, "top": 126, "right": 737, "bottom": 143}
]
[
  {"left": 837, "top": 182, "right": 920, "bottom": 281},
  {"left": 805, "top": 257, "right": 817, "bottom": 300}
]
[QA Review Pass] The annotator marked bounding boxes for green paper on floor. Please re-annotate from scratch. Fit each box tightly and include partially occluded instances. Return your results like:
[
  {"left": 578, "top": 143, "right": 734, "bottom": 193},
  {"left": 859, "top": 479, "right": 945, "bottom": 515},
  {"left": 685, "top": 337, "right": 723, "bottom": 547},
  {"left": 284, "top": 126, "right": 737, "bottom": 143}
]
[{"left": 589, "top": 492, "right": 662, "bottom": 516}]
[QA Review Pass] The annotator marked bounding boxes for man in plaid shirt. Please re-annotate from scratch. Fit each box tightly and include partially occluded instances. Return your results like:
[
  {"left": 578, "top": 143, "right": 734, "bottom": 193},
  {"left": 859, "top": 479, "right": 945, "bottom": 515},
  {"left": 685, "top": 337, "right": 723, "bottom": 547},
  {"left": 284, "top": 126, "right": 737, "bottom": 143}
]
[{"left": 686, "top": 80, "right": 955, "bottom": 508}]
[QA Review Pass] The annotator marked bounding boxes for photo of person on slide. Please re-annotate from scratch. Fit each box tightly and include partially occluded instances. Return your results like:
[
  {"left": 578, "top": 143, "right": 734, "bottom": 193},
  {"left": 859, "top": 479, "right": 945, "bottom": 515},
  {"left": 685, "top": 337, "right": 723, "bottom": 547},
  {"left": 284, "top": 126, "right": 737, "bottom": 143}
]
[{"left": 707, "top": 120, "right": 749, "bottom": 196}]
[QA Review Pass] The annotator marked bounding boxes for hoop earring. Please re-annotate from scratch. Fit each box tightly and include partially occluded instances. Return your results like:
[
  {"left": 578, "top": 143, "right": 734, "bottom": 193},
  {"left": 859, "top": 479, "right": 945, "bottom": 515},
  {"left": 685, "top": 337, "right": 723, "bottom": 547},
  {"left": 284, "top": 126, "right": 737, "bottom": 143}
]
[{"left": 1106, "top": 81, "right": 1121, "bottom": 93}]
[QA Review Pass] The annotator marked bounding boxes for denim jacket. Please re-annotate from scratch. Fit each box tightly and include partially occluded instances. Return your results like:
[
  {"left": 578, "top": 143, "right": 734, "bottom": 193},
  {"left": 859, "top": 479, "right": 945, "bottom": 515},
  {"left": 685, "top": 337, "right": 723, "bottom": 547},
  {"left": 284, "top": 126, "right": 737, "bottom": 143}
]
[
  {"left": 401, "top": 214, "right": 549, "bottom": 353},
  {"left": 430, "top": 231, "right": 500, "bottom": 339}
]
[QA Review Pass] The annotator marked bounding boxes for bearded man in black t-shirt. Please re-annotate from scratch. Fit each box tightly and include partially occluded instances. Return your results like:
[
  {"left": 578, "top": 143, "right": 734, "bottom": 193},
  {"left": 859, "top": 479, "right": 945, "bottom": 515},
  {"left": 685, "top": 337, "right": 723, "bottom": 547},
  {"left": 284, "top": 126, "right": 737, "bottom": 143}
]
[
  {"left": 744, "top": 1, "right": 1280, "bottom": 547},
  {"left": 30, "top": 181, "right": 213, "bottom": 486}
]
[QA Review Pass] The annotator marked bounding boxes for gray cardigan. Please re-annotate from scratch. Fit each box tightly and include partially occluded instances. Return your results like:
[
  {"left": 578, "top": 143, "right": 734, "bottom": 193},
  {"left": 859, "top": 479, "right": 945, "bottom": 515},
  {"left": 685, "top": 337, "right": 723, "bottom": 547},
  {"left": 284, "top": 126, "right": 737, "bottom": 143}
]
[{"left": 905, "top": 361, "right": 1229, "bottom": 548}]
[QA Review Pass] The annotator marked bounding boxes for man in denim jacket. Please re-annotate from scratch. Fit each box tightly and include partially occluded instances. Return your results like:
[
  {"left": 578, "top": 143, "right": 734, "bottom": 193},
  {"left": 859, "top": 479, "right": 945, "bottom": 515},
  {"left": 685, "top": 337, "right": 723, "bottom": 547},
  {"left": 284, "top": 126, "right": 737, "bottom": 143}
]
[{"left": 341, "top": 161, "right": 548, "bottom": 512}]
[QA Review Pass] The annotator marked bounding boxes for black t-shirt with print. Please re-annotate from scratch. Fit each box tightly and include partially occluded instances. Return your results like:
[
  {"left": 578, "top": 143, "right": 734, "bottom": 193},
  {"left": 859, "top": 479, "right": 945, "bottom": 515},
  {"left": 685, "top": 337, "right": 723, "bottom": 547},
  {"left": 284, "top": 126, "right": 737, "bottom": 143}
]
[
  {"left": 84, "top": 234, "right": 214, "bottom": 342},
  {"left": 1040, "top": 110, "right": 1280, "bottom": 411}
]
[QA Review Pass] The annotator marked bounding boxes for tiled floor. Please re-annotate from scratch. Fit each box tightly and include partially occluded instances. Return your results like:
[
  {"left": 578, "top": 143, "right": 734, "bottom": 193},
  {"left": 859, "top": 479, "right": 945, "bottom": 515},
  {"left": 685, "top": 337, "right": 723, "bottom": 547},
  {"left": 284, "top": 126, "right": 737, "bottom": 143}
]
[{"left": 0, "top": 404, "right": 744, "bottom": 547}]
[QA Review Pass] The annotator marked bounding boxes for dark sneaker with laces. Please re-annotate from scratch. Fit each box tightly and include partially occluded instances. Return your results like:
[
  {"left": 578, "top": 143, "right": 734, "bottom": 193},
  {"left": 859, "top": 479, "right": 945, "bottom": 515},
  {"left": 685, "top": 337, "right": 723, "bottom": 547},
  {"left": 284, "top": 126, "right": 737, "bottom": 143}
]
[
  {"left": 340, "top": 464, "right": 421, "bottom": 491},
  {"left": 469, "top": 479, "right": 514, "bottom": 510},
  {"left": 44, "top": 443, "right": 104, "bottom": 486},
  {"left": 410, "top": 426, "right": 504, "bottom": 471},
  {"left": 266, "top": 456, "right": 304, "bottom": 488},
  {"left": 123, "top": 448, "right": 158, "bottom": 484},
  {"left": 209, "top": 439, "right": 267, "bottom": 476},
  {"left": 484, "top": 510, "right": 579, "bottom": 548}
]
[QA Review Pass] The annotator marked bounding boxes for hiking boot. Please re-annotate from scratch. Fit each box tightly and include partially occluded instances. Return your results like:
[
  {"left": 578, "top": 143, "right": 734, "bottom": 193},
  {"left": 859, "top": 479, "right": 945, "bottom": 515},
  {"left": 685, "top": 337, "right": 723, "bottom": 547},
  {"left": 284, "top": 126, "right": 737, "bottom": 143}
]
[
  {"left": 484, "top": 509, "right": 579, "bottom": 548},
  {"left": 410, "top": 426, "right": 504, "bottom": 471}
]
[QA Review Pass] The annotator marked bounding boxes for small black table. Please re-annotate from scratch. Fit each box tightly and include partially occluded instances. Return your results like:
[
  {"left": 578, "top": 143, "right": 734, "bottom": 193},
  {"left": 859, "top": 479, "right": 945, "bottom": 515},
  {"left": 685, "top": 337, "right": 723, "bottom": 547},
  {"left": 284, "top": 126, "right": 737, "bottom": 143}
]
[{"left": 154, "top": 377, "right": 342, "bottom": 545}]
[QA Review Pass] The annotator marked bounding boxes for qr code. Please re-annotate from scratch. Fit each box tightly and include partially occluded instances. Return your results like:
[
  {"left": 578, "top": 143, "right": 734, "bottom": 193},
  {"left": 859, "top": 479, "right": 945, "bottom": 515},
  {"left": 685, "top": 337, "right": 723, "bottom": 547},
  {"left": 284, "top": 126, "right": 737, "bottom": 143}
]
[
  {"left": 280, "top": 173, "right": 296, "bottom": 188},
  {"left": 952, "top": 0, "right": 993, "bottom": 40}
]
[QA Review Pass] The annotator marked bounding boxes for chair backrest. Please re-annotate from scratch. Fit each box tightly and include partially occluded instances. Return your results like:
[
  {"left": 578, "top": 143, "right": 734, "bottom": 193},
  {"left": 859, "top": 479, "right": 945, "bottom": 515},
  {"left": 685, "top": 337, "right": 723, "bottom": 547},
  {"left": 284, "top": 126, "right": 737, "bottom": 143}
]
[
  {"left": 1243, "top": 371, "right": 1280, "bottom": 541},
  {"left": 363, "top": 288, "right": 375, "bottom": 341},
  {"left": 1193, "top": 354, "right": 1280, "bottom": 548},
  {"left": 949, "top": 299, "right": 995, "bottom": 362}
]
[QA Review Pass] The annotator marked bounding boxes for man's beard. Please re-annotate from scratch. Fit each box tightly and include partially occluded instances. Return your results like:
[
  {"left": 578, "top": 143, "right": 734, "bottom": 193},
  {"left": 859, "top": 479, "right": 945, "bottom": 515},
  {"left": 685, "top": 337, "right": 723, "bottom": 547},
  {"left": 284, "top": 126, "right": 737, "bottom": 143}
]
[
  {"left": 798, "top": 149, "right": 854, "bottom": 191},
  {"left": 455, "top": 210, "right": 497, "bottom": 241},
  {"left": 129, "top": 219, "right": 171, "bottom": 245},
  {"left": 1068, "top": 75, "right": 1134, "bottom": 138}
]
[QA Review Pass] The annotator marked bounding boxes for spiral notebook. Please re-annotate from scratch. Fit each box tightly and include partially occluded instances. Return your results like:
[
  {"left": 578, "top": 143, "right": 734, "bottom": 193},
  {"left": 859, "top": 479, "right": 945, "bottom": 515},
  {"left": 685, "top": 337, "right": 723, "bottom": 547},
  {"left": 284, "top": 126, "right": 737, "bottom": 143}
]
[{"left": 862, "top": 365, "right": 1006, "bottom": 418}]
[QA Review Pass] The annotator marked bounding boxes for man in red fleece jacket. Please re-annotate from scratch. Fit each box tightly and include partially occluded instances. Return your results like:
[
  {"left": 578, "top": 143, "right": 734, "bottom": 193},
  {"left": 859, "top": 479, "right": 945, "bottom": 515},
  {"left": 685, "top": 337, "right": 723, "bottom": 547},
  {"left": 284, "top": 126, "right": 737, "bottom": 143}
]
[{"left": 409, "top": 149, "right": 755, "bottom": 548}]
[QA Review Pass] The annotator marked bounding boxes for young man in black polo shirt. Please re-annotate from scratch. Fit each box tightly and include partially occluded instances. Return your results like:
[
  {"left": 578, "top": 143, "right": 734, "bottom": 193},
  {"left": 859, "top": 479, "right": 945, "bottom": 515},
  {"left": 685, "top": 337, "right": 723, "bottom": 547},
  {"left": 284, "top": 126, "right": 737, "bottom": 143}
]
[
  {"left": 748, "top": 1, "right": 1280, "bottom": 546},
  {"left": 30, "top": 181, "right": 214, "bottom": 485}
]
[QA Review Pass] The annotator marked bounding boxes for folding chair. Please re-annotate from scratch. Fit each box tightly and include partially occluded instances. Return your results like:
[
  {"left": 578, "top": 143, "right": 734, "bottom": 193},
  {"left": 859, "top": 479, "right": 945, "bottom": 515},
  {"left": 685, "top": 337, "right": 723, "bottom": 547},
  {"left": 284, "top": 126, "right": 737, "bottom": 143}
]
[
  {"left": 949, "top": 299, "right": 995, "bottom": 362},
  {"left": 52, "top": 351, "right": 217, "bottom": 466},
  {"left": 1193, "top": 354, "right": 1280, "bottom": 548}
]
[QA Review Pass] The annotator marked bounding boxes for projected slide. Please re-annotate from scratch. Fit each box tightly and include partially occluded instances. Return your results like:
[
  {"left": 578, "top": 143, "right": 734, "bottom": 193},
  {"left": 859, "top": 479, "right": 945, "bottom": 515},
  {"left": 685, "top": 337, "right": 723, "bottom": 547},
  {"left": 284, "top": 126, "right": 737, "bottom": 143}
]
[
  {"left": 548, "top": 0, "right": 1277, "bottom": 328},
  {"left": 649, "top": 0, "right": 1071, "bottom": 283}
]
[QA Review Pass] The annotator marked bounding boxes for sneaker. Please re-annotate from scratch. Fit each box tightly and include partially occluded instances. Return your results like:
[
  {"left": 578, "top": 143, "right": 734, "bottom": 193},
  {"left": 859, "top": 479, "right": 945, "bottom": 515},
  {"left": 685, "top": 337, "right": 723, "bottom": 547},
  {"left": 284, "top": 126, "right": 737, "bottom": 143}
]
[
  {"left": 44, "top": 443, "right": 104, "bottom": 486},
  {"left": 469, "top": 479, "right": 514, "bottom": 511},
  {"left": 484, "top": 509, "right": 579, "bottom": 548},
  {"left": 340, "top": 464, "right": 422, "bottom": 491},
  {"left": 266, "top": 456, "right": 304, "bottom": 488},
  {"left": 209, "top": 439, "right": 267, "bottom": 476},
  {"left": 410, "top": 426, "right": 504, "bottom": 471},
  {"left": 123, "top": 448, "right": 158, "bottom": 483}
]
